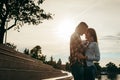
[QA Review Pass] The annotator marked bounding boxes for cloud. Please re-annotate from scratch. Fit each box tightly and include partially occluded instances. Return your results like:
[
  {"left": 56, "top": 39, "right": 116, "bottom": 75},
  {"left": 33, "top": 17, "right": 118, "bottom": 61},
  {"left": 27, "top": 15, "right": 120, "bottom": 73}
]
[
  {"left": 98, "top": 33, "right": 120, "bottom": 53},
  {"left": 100, "top": 53, "right": 120, "bottom": 67},
  {"left": 99, "top": 34, "right": 120, "bottom": 40},
  {"left": 117, "top": 33, "right": 120, "bottom": 36}
]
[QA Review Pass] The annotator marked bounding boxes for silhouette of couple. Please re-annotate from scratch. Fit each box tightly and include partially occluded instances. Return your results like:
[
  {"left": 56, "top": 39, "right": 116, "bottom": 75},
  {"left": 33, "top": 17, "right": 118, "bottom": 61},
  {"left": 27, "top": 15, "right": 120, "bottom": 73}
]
[{"left": 70, "top": 22, "right": 100, "bottom": 80}]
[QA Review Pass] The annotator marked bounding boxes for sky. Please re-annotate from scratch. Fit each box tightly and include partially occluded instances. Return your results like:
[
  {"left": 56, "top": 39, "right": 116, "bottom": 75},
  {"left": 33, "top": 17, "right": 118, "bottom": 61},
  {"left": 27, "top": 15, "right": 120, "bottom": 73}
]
[{"left": 6, "top": 0, "right": 120, "bottom": 67}]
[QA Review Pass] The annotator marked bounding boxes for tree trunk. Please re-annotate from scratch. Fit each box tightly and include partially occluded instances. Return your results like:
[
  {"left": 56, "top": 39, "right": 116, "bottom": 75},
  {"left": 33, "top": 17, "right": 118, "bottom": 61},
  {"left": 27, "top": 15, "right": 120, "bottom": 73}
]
[
  {"left": 0, "top": 17, "right": 6, "bottom": 44},
  {"left": 0, "top": 26, "right": 5, "bottom": 44}
]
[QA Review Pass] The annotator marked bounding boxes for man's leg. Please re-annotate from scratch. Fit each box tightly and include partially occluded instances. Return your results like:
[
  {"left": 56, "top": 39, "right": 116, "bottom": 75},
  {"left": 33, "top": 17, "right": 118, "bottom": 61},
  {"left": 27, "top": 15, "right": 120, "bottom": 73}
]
[
  {"left": 84, "top": 66, "right": 90, "bottom": 80},
  {"left": 71, "top": 63, "right": 79, "bottom": 80},
  {"left": 77, "top": 65, "right": 84, "bottom": 80},
  {"left": 71, "top": 63, "right": 84, "bottom": 80}
]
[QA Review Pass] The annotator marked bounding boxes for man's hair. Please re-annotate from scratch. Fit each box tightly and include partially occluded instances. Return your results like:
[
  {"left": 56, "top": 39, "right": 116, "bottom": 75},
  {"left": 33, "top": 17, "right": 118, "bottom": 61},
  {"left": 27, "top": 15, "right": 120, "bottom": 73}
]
[
  {"left": 78, "top": 22, "right": 88, "bottom": 28},
  {"left": 75, "top": 22, "right": 88, "bottom": 32}
]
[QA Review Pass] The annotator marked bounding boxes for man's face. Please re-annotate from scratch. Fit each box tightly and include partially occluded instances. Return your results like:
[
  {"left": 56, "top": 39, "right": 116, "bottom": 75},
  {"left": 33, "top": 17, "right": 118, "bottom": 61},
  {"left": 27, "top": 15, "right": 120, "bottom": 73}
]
[{"left": 79, "top": 27, "right": 87, "bottom": 35}]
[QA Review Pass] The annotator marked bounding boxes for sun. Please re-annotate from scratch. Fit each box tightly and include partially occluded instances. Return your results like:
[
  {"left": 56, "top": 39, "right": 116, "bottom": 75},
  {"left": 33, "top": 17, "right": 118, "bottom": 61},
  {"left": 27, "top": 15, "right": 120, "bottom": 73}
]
[{"left": 56, "top": 19, "right": 76, "bottom": 41}]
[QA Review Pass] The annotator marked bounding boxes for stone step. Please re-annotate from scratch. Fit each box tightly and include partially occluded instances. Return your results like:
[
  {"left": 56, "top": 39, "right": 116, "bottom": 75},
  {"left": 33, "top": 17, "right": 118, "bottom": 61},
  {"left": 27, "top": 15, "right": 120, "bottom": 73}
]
[{"left": 0, "top": 44, "right": 67, "bottom": 80}]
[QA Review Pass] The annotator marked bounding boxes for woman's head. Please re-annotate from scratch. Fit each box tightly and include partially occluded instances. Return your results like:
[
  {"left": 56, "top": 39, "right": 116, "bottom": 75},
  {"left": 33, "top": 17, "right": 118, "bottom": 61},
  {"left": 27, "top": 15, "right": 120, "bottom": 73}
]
[
  {"left": 75, "top": 22, "right": 88, "bottom": 35},
  {"left": 85, "top": 28, "right": 98, "bottom": 43}
]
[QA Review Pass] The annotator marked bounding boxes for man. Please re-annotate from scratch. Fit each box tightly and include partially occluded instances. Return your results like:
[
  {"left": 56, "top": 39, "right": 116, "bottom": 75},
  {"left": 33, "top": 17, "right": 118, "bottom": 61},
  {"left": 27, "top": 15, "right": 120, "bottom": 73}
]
[{"left": 70, "top": 22, "right": 88, "bottom": 80}]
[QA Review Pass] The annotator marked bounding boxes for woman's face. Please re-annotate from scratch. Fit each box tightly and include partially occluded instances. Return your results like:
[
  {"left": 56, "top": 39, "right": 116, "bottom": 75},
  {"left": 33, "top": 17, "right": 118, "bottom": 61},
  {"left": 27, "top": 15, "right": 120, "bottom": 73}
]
[{"left": 85, "top": 32, "right": 92, "bottom": 41}]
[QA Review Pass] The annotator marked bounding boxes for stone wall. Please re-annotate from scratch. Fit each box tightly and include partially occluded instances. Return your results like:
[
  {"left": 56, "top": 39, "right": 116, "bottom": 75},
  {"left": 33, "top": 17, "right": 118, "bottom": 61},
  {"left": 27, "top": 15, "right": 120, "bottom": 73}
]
[{"left": 0, "top": 44, "right": 66, "bottom": 80}]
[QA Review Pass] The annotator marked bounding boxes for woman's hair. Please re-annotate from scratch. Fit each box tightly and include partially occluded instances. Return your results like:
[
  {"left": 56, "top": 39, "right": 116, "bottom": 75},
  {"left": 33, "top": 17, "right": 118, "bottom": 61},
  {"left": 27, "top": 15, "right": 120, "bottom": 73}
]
[{"left": 87, "top": 28, "right": 98, "bottom": 43}]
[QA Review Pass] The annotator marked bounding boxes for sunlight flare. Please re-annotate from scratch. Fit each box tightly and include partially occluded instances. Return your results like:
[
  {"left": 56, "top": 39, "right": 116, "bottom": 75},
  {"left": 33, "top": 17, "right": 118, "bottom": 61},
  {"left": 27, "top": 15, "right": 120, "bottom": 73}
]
[{"left": 56, "top": 19, "right": 76, "bottom": 41}]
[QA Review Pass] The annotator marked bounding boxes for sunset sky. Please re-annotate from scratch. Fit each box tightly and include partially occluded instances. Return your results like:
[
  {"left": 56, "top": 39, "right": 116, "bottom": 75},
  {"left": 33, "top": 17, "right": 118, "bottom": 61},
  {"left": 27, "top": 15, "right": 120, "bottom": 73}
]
[{"left": 7, "top": 0, "right": 120, "bottom": 67}]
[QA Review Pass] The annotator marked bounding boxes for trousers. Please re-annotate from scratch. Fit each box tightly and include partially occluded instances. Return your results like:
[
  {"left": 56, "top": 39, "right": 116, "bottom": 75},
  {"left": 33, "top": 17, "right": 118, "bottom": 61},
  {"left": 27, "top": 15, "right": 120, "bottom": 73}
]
[
  {"left": 84, "top": 65, "right": 97, "bottom": 80},
  {"left": 71, "top": 62, "right": 84, "bottom": 80}
]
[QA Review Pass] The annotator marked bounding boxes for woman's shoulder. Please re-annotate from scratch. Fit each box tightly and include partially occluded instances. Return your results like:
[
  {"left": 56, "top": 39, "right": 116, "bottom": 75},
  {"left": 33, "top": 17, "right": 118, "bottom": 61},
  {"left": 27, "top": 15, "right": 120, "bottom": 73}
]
[
  {"left": 91, "top": 42, "right": 97, "bottom": 44},
  {"left": 90, "top": 42, "right": 98, "bottom": 46}
]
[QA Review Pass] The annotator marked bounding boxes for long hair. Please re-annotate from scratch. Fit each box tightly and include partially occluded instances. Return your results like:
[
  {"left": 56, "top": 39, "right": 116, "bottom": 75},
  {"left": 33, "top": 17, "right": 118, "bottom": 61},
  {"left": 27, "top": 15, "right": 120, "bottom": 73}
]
[{"left": 87, "top": 28, "right": 98, "bottom": 43}]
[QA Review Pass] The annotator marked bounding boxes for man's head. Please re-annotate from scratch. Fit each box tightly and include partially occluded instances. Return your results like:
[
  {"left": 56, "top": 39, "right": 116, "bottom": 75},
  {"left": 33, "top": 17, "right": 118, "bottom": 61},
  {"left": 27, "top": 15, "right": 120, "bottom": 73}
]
[{"left": 75, "top": 22, "right": 88, "bottom": 35}]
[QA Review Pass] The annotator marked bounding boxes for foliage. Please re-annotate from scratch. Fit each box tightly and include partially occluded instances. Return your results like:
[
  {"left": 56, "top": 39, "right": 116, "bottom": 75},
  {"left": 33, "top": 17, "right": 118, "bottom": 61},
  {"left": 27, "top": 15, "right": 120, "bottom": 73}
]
[
  {"left": 23, "top": 48, "right": 29, "bottom": 55},
  {"left": 23, "top": 46, "right": 64, "bottom": 70},
  {"left": 0, "top": 0, "right": 52, "bottom": 43},
  {"left": 23, "top": 45, "right": 47, "bottom": 63},
  {"left": 56, "top": 58, "right": 62, "bottom": 69},
  {"left": 38, "top": 55, "right": 46, "bottom": 63},
  {"left": 23, "top": 45, "right": 120, "bottom": 75},
  {"left": 106, "top": 62, "right": 118, "bottom": 73},
  {"left": 4, "top": 42, "right": 16, "bottom": 50},
  {"left": 65, "top": 62, "right": 71, "bottom": 72},
  {"left": 106, "top": 62, "right": 118, "bottom": 79},
  {"left": 30, "top": 45, "right": 41, "bottom": 59},
  {"left": 45, "top": 57, "right": 63, "bottom": 70},
  {"left": 57, "top": 58, "right": 62, "bottom": 65},
  {"left": 94, "top": 62, "right": 101, "bottom": 78},
  {"left": 46, "top": 56, "right": 57, "bottom": 68}
]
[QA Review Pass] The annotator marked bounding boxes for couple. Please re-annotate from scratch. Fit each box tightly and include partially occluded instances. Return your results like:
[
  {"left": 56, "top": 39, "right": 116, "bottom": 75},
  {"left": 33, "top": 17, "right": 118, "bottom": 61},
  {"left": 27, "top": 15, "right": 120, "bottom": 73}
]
[{"left": 70, "top": 22, "right": 100, "bottom": 80}]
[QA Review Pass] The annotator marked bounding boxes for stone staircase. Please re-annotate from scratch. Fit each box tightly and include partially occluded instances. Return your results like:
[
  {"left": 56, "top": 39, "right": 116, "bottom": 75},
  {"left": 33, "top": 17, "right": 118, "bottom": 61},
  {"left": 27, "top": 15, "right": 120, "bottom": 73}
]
[{"left": 0, "top": 44, "right": 67, "bottom": 80}]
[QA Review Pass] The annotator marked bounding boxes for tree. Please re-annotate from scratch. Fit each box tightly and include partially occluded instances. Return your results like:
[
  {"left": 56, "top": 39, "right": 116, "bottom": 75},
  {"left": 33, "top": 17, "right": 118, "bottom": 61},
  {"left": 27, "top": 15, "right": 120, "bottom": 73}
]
[
  {"left": 38, "top": 55, "right": 46, "bottom": 63},
  {"left": 47, "top": 56, "right": 57, "bottom": 68},
  {"left": 106, "top": 62, "right": 118, "bottom": 73},
  {"left": 106, "top": 62, "right": 118, "bottom": 79},
  {"left": 0, "top": 0, "right": 52, "bottom": 44},
  {"left": 47, "top": 56, "right": 54, "bottom": 65},
  {"left": 94, "top": 62, "right": 101, "bottom": 78},
  {"left": 118, "top": 64, "right": 120, "bottom": 74},
  {"left": 56, "top": 58, "right": 62, "bottom": 69},
  {"left": 5, "top": 42, "right": 17, "bottom": 50},
  {"left": 65, "top": 62, "right": 71, "bottom": 72},
  {"left": 57, "top": 58, "right": 62, "bottom": 66},
  {"left": 30, "top": 45, "right": 42, "bottom": 59},
  {"left": 23, "top": 48, "right": 29, "bottom": 55}
]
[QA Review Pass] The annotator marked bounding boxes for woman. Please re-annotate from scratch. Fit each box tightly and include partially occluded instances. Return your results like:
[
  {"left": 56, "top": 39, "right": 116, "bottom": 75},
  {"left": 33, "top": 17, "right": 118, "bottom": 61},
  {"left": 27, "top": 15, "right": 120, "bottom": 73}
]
[{"left": 84, "top": 28, "right": 100, "bottom": 80}]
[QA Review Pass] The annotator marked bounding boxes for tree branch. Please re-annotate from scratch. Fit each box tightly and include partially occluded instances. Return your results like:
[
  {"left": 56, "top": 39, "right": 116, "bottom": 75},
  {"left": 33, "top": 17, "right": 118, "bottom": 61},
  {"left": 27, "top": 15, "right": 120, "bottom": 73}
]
[{"left": 6, "top": 18, "right": 17, "bottom": 31}]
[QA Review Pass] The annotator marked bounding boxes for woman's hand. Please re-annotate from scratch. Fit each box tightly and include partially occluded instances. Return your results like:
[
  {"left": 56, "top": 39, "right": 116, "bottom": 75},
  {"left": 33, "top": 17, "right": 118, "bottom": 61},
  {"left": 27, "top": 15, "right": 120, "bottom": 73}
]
[
  {"left": 84, "top": 56, "right": 88, "bottom": 60},
  {"left": 77, "top": 53, "right": 85, "bottom": 60}
]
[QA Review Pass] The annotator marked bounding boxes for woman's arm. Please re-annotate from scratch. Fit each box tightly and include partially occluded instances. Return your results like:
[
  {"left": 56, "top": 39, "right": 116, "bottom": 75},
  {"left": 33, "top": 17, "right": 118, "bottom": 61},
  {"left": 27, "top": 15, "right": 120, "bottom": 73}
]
[{"left": 87, "top": 42, "right": 100, "bottom": 61}]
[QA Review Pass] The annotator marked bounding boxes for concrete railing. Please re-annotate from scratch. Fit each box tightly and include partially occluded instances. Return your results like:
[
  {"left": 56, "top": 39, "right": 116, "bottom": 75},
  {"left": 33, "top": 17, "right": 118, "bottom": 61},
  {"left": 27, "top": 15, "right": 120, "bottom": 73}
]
[{"left": 0, "top": 44, "right": 67, "bottom": 80}]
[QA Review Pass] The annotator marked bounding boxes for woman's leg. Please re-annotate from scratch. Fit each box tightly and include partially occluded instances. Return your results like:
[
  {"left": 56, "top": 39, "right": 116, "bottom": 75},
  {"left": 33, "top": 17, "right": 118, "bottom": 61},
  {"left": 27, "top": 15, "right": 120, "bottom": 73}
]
[
  {"left": 84, "top": 65, "right": 96, "bottom": 80},
  {"left": 90, "top": 66, "right": 97, "bottom": 80}
]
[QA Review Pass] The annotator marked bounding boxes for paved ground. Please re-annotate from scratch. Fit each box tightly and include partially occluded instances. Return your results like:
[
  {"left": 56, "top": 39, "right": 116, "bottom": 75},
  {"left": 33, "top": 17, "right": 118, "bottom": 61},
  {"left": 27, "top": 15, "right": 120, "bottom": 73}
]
[{"left": 42, "top": 71, "right": 73, "bottom": 80}]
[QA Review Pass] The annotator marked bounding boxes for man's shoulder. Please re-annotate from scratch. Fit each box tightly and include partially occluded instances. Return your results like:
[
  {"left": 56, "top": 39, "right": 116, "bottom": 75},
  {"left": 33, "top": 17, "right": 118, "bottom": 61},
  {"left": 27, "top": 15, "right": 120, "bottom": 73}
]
[
  {"left": 70, "top": 32, "right": 82, "bottom": 42},
  {"left": 71, "top": 32, "right": 78, "bottom": 38}
]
